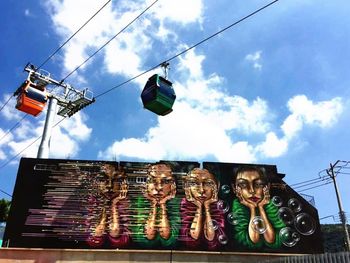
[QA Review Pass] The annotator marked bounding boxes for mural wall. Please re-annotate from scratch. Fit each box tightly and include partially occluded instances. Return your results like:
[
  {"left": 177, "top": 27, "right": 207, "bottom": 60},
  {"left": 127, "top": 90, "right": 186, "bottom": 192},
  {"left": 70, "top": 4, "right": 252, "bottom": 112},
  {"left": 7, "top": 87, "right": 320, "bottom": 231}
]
[{"left": 3, "top": 158, "right": 323, "bottom": 253}]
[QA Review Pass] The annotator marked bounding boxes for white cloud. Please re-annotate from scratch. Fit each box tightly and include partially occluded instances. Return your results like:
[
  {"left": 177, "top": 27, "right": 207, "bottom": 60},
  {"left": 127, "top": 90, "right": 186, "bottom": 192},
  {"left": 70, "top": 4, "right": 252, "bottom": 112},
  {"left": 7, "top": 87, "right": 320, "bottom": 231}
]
[
  {"left": 44, "top": 0, "right": 204, "bottom": 80},
  {"left": 41, "top": 0, "right": 344, "bottom": 164},
  {"left": 152, "top": 0, "right": 204, "bottom": 25},
  {"left": 2, "top": 112, "right": 92, "bottom": 160},
  {"left": 281, "top": 95, "right": 343, "bottom": 139},
  {"left": 100, "top": 49, "right": 344, "bottom": 163},
  {"left": 1, "top": 94, "right": 24, "bottom": 121},
  {"left": 245, "top": 50, "right": 262, "bottom": 70},
  {"left": 256, "top": 95, "right": 343, "bottom": 158},
  {"left": 99, "top": 48, "right": 271, "bottom": 163},
  {"left": 256, "top": 132, "right": 288, "bottom": 158},
  {"left": 58, "top": 113, "right": 92, "bottom": 141}
]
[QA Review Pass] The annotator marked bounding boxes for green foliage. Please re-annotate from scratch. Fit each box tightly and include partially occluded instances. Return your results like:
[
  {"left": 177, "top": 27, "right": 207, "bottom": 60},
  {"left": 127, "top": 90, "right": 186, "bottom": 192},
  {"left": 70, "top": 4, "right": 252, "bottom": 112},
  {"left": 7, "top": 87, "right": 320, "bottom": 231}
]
[
  {"left": 321, "top": 224, "right": 350, "bottom": 252},
  {"left": 0, "top": 199, "right": 11, "bottom": 222}
]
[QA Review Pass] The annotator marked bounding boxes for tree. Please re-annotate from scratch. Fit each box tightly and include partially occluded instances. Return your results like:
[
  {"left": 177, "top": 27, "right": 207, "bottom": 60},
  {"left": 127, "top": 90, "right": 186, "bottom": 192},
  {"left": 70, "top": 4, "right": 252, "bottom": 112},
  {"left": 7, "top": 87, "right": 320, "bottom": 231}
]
[{"left": 0, "top": 199, "right": 11, "bottom": 222}]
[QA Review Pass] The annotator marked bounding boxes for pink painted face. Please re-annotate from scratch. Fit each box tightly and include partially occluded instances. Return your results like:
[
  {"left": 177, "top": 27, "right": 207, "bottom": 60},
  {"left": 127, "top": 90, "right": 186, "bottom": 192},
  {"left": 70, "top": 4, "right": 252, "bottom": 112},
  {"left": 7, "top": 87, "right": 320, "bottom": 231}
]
[
  {"left": 146, "top": 164, "right": 175, "bottom": 201},
  {"left": 235, "top": 171, "right": 266, "bottom": 204}
]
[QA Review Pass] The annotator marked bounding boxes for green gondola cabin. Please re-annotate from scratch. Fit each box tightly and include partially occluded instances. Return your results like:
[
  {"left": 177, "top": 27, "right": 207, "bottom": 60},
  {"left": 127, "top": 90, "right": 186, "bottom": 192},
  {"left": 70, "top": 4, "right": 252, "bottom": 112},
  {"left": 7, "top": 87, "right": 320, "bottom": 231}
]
[{"left": 141, "top": 74, "right": 176, "bottom": 116}]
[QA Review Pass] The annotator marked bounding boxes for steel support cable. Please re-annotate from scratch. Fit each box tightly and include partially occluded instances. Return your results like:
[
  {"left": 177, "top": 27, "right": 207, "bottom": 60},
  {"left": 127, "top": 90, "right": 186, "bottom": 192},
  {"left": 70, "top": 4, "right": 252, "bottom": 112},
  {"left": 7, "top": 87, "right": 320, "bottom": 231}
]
[
  {"left": 0, "top": 0, "right": 280, "bottom": 170},
  {"left": 95, "top": 0, "right": 279, "bottom": 99},
  {"left": 37, "top": 0, "right": 112, "bottom": 70},
  {"left": 1, "top": 1, "right": 111, "bottom": 113},
  {"left": 0, "top": 114, "right": 28, "bottom": 143},
  {"left": 60, "top": 0, "right": 160, "bottom": 82},
  {"left": 0, "top": 95, "right": 13, "bottom": 114},
  {"left": 0, "top": 117, "right": 66, "bottom": 170}
]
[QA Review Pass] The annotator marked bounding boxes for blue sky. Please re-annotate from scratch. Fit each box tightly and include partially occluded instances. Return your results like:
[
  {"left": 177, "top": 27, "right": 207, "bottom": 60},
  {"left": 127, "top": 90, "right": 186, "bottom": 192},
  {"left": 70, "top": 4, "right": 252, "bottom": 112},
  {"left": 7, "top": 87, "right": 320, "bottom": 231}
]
[{"left": 1, "top": 0, "right": 350, "bottom": 224}]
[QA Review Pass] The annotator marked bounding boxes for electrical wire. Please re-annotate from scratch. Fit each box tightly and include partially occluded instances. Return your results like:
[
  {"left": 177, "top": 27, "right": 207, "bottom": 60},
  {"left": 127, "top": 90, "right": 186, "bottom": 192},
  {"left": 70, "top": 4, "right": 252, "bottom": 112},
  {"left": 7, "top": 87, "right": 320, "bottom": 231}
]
[
  {"left": 60, "top": 0, "right": 160, "bottom": 82},
  {"left": 0, "top": 114, "right": 28, "bottom": 143},
  {"left": 290, "top": 176, "right": 327, "bottom": 187},
  {"left": 297, "top": 181, "right": 333, "bottom": 193},
  {"left": 293, "top": 178, "right": 331, "bottom": 190},
  {"left": 95, "top": 0, "right": 279, "bottom": 98},
  {"left": 0, "top": 189, "right": 12, "bottom": 198},
  {"left": 37, "top": 0, "right": 112, "bottom": 70}
]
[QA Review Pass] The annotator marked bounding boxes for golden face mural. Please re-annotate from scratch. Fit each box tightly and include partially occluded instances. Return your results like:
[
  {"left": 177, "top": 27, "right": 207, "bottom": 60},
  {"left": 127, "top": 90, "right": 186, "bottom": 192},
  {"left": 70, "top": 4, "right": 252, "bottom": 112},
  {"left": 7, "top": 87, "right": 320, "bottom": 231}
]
[
  {"left": 185, "top": 168, "right": 217, "bottom": 204},
  {"left": 233, "top": 167, "right": 276, "bottom": 246},
  {"left": 5, "top": 159, "right": 323, "bottom": 253},
  {"left": 235, "top": 170, "right": 268, "bottom": 207},
  {"left": 87, "top": 164, "right": 129, "bottom": 248},
  {"left": 145, "top": 163, "right": 176, "bottom": 203},
  {"left": 97, "top": 164, "right": 128, "bottom": 200},
  {"left": 143, "top": 163, "right": 176, "bottom": 241}
]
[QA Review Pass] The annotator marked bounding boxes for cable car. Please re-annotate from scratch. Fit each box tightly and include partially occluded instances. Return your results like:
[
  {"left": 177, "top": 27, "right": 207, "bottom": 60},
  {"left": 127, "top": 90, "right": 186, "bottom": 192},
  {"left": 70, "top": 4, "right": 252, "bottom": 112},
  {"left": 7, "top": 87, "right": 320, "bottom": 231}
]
[
  {"left": 141, "top": 74, "right": 176, "bottom": 116},
  {"left": 15, "top": 80, "right": 47, "bottom": 116}
]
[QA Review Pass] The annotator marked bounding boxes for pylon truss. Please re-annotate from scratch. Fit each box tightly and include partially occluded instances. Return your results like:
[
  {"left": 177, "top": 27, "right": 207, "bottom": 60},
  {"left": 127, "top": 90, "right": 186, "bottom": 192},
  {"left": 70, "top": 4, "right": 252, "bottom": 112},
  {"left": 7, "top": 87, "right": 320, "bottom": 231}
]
[{"left": 24, "top": 63, "right": 95, "bottom": 117}]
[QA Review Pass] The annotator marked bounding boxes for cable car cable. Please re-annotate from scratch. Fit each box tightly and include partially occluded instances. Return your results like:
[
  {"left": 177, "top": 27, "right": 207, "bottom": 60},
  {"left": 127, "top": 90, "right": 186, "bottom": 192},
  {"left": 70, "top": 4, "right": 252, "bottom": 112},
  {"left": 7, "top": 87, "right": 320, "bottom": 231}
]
[
  {"left": 95, "top": 0, "right": 279, "bottom": 99},
  {"left": 0, "top": 0, "right": 279, "bottom": 170},
  {"left": 0, "top": 117, "right": 66, "bottom": 170},
  {"left": 0, "top": 114, "right": 28, "bottom": 143},
  {"left": 0, "top": 95, "right": 13, "bottom": 114},
  {"left": 37, "top": 0, "right": 112, "bottom": 70},
  {"left": 60, "top": 0, "right": 160, "bottom": 83}
]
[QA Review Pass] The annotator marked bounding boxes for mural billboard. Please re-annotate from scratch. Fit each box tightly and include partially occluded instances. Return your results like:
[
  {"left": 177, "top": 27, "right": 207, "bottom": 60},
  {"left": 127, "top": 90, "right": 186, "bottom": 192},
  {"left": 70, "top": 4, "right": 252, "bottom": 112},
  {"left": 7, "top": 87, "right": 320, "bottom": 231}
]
[{"left": 3, "top": 158, "right": 323, "bottom": 253}]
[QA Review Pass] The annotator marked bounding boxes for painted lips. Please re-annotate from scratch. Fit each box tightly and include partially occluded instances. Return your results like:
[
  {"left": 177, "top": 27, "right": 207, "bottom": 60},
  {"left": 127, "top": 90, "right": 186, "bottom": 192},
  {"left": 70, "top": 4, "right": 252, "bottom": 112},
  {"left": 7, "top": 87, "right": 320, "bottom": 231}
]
[{"left": 249, "top": 196, "right": 261, "bottom": 203}]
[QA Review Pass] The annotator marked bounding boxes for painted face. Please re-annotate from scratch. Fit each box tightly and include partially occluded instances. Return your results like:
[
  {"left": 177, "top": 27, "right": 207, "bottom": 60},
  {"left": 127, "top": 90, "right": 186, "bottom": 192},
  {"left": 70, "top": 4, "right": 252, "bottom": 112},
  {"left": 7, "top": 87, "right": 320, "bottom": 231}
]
[
  {"left": 146, "top": 164, "right": 175, "bottom": 200},
  {"left": 186, "top": 169, "right": 217, "bottom": 203},
  {"left": 235, "top": 170, "right": 267, "bottom": 204},
  {"left": 97, "top": 164, "right": 126, "bottom": 198}
]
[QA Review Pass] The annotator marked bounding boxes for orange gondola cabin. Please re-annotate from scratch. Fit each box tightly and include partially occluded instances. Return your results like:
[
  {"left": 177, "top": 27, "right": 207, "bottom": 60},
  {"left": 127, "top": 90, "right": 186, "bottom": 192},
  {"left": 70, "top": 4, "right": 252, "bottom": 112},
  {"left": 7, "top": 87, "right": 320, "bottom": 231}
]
[{"left": 15, "top": 80, "right": 47, "bottom": 116}]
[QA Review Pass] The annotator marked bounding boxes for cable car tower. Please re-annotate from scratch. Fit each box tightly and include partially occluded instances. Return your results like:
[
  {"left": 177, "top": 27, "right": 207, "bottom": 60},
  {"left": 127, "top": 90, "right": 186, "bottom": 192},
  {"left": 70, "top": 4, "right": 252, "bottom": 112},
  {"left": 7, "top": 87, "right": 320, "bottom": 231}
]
[{"left": 14, "top": 63, "right": 95, "bottom": 158}]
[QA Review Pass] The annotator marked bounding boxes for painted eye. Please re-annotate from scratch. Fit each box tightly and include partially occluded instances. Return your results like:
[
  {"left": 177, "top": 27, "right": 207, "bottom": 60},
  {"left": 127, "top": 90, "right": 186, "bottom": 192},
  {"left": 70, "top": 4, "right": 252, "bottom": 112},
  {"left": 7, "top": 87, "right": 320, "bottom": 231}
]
[
  {"left": 204, "top": 181, "right": 214, "bottom": 187},
  {"left": 163, "top": 179, "right": 173, "bottom": 184},
  {"left": 146, "top": 178, "right": 155, "bottom": 184},
  {"left": 188, "top": 181, "right": 198, "bottom": 187},
  {"left": 238, "top": 183, "right": 248, "bottom": 189},
  {"left": 115, "top": 178, "right": 124, "bottom": 183}
]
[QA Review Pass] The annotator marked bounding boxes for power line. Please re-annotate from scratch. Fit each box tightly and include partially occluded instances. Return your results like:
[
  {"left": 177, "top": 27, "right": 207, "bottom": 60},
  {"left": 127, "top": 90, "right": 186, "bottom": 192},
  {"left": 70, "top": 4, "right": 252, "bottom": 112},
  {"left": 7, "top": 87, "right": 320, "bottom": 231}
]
[
  {"left": 290, "top": 176, "right": 326, "bottom": 187},
  {"left": 0, "top": 189, "right": 12, "bottom": 198},
  {"left": 292, "top": 177, "right": 331, "bottom": 190},
  {"left": 37, "top": 0, "right": 112, "bottom": 70},
  {"left": 95, "top": 0, "right": 280, "bottom": 99},
  {"left": 60, "top": 0, "right": 160, "bottom": 82},
  {"left": 297, "top": 181, "right": 333, "bottom": 193}
]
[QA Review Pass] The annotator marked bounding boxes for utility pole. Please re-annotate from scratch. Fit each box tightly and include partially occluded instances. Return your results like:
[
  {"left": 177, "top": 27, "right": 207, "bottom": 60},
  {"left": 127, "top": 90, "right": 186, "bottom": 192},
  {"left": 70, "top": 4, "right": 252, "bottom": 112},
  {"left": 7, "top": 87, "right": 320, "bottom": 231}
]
[{"left": 327, "top": 160, "right": 350, "bottom": 251}]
